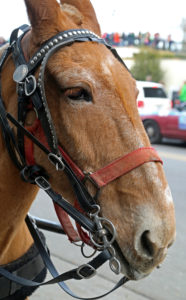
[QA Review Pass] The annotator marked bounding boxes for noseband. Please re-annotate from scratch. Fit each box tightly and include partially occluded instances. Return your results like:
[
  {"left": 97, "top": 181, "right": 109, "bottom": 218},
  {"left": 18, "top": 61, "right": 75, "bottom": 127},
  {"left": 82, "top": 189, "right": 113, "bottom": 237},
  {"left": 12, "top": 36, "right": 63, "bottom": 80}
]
[{"left": 0, "top": 25, "right": 162, "bottom": 299}]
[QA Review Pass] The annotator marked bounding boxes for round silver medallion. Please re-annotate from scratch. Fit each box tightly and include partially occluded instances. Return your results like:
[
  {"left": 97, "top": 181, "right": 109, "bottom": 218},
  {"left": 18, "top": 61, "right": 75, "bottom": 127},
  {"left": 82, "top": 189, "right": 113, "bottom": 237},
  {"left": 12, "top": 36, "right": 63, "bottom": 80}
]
[{"left": 13, "top": 64, "right": 28, "bottom": 83}]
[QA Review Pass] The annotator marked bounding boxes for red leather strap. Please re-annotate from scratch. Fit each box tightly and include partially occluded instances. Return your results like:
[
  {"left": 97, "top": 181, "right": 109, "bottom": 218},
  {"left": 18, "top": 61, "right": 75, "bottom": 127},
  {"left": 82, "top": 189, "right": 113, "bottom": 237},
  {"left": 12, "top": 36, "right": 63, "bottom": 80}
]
[
  {"left": 58, "top": 145, "right": 84, "bottom": 180},
  {"left": 90, "top": 147, "right": 163, "bottom": 188},
  {"left": 24, "top": 119, "right": 163, "bottom": 246},
  {"left": 74, "top": 200, "right": 93, "bottom": 246},
  {"left": 25, "top": 120, "right": 81, "bottom": 244},
  {"left": 54, "top": 203, "right": 81, "bottom": 243}
]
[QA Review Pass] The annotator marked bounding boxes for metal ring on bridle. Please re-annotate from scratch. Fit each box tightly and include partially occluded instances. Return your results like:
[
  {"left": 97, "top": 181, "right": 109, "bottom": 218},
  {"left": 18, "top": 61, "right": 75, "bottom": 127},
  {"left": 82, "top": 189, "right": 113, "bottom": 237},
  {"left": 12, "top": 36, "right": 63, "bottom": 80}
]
[
  {"left": 89, "top": 217, "right": 117, "bottom": 250},
  {"left": 81, "top": 242, "right": 97, "bottom": 258},
  {"left": 48, "top": 153, "right": 65, "bottom": 171}
]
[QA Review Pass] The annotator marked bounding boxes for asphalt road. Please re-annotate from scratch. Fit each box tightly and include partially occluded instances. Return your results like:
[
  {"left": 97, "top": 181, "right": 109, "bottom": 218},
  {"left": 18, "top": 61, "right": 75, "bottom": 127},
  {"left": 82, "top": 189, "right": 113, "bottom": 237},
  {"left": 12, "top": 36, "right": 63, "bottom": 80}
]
[{"left": 30, "top": 140, "right": 186, "bottom": 300}]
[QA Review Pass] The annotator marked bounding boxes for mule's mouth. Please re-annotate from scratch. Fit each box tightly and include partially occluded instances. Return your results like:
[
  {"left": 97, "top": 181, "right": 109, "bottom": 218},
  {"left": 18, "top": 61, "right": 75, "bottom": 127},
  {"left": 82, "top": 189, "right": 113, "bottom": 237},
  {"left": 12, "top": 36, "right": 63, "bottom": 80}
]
[{"left": 113, "top": 241, "right": 149, "bottom": 280}]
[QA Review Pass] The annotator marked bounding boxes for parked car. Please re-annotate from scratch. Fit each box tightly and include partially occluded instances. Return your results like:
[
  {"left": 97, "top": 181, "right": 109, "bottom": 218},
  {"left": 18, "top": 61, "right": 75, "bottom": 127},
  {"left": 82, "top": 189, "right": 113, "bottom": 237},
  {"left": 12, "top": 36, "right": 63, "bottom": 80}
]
[
  {"left": 136, "top": 81, "right": 171, "bottom": 114},
  {"left": 141, "top": 105, "right": 186, "bottom": 143}
]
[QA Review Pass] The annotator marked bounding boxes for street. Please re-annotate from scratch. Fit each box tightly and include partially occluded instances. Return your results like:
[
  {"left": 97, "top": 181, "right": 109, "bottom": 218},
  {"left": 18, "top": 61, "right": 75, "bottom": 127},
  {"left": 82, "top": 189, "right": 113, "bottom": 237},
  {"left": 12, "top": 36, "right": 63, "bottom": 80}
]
[{"left": 30, "top": 141, "right": 186, "bottom": 300}]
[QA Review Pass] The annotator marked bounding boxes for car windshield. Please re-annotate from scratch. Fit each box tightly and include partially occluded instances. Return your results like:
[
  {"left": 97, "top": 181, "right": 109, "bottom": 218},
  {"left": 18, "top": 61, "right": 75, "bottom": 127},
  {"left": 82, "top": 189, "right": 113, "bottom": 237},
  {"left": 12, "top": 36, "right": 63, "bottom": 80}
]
[{"left": 144, "top": 87, "right": 167, "bottom": 98}]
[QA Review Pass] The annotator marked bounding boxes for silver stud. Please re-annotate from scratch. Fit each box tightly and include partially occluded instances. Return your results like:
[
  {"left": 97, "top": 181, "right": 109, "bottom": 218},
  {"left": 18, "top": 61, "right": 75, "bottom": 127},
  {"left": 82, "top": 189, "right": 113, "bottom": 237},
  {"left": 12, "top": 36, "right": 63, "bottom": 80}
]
[
  {"left": 49, "top": 42, "right": 54, "bottom": 47},
  {"left": 33, "top": 56, "right": 38, "bottom": 62},
  {"left": 63, "top": 33, "right": 68, "bottom": 38},
  {"left": 58, "top": 36, "right": 63, "bottom": 40},
  {"left": 73, "top": 31, "right": 77, "bottom": 35},
  {"left": 77, "top": 30, "right": 81, "bottom": 34},
  {"left": 53, "top": 38, "right": 58, "bottom": 44},
  {"left": 44, "top": 45, "right": 49, "bottom": 50},
  {"left": 86, "top": 30, "right": 90, "bottom": 34},
  {"left": 68, "top": 32, "right": 73, "bottom": 36},
  {"left": 81, "top": 30, "right": 85, "bottom": 34},
  {"left": 41, "top": 49, "right": 45, "bottom": 54},
  {"left": 30, "top": 60, "right": 34, "bottom": 65},
  {"left": 37, "top": 52, "right": 42, "bottom": 57}
]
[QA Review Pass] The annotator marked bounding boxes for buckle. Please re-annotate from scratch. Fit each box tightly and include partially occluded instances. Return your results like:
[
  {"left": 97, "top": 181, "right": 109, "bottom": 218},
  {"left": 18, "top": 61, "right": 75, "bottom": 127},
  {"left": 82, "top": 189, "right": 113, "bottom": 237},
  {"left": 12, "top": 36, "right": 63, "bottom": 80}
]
[
  {"left": 35, "top": 176, "right": 51, "bottom": 190},
  {"left": 48, "top": 153, "right": 65, "bottom": 171},
  {"left": 24, "top": 75, "right": 37, "bottom": 96},
  {"left": 76, "top": 264, "right": 96, "bottom": 279}
]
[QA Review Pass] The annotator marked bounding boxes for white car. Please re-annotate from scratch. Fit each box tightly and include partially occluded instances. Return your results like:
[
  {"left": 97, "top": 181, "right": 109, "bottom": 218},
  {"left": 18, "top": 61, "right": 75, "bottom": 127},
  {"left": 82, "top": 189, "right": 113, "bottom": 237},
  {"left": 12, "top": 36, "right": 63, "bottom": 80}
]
[{"left": 136, "top": 81, "right": 171, "bottom": 115}]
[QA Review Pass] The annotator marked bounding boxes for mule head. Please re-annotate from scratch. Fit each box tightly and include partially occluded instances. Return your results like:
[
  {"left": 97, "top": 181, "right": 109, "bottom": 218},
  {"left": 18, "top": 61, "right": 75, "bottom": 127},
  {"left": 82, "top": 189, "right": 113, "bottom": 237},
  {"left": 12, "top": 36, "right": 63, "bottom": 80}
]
[{"left": 24, "top": 0, "right": 176, "bottom": 280}]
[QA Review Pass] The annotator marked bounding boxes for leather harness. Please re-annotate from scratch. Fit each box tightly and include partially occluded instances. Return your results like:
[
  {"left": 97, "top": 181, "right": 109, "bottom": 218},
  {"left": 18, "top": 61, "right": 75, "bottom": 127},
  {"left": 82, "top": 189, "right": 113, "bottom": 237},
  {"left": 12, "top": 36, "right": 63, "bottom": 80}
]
[{"left": 0, "top": 25, "right": 163, "bottom": 299}]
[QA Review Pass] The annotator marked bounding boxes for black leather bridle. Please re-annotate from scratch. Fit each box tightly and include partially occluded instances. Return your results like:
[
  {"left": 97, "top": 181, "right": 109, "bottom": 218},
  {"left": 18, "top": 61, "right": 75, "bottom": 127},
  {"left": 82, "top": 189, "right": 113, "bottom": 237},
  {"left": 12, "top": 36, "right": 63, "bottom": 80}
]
[{"left": 0, "top": 25, "right": 130, "bottom": 299}]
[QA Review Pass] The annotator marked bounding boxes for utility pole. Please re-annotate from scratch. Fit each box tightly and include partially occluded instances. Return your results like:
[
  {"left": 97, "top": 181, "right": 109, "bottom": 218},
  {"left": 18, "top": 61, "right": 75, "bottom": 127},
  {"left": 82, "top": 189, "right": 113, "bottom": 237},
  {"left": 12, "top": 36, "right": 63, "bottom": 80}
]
[{"left": 181, "top": 18, "right": 186, "bottom": 53}]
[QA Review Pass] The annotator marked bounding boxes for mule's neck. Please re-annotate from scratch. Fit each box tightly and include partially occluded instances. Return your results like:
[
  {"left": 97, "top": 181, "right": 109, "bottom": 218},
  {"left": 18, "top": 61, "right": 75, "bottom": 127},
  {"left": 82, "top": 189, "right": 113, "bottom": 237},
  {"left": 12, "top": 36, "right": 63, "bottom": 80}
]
[{"left": 0, "top": 135, "right": 38, "bottom": 264}]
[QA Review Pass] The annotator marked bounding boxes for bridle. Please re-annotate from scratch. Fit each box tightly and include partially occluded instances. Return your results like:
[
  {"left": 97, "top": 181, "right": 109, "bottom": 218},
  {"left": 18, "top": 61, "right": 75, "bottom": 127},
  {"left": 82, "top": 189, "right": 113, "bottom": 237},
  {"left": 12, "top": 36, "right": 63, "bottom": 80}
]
[{"left": 0, "top": 24, "right": 163, "bottom": 299}]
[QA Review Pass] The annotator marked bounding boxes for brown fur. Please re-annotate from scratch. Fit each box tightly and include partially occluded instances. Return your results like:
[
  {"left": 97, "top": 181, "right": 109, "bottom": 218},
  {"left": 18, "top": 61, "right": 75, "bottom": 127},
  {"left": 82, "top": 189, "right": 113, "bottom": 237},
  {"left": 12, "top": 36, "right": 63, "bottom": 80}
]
[{"left": 0, "top": 0, "right": 175, "bottom": 293}]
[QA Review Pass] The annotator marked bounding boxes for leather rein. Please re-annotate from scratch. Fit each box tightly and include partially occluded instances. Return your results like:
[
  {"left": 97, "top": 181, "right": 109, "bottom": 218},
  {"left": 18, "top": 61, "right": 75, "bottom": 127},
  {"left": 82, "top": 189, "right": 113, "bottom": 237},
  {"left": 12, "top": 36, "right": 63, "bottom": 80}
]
[{"left": 0, "top": 25, "right": 163, "bottom": 299}]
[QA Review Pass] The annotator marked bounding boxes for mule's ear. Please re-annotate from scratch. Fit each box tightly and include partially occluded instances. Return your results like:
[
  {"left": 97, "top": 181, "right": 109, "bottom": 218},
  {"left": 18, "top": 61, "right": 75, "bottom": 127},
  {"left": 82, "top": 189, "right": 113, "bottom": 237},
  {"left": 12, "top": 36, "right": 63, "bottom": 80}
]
[
  {"left": 24, "top": 0, "right": 73, "bottom": 43},
  {"left": 60, "top": 0, "right": 101, "bottom": 35}
]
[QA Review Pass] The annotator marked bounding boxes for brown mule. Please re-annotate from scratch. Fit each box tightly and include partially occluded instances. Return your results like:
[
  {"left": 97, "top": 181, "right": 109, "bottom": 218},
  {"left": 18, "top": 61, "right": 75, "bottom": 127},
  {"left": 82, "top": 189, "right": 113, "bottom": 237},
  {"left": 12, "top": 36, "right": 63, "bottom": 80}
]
[{"left": 0, "top": 0, "right": 176, "bottom": 299}]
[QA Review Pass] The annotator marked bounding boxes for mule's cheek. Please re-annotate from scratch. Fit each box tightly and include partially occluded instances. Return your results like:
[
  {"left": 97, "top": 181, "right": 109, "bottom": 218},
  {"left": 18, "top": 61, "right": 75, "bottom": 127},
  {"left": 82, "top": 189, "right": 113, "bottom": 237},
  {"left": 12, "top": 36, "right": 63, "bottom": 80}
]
[{"left": 164, "top": 185, "right": 173, "bottom": 205}]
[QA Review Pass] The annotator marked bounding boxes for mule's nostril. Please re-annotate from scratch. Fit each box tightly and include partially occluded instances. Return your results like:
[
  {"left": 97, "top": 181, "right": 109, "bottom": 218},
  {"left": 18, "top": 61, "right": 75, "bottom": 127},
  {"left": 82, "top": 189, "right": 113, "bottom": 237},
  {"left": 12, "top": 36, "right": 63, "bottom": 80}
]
[{"left": 141, "top": 230, "right": 155, "bottom": 257}]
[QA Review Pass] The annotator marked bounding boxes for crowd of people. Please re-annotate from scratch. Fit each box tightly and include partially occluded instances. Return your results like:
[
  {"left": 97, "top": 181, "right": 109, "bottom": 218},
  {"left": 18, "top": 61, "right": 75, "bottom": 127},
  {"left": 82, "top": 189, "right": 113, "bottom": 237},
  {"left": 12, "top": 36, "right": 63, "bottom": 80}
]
[
  {"left": 0, "top": 32, "right": 181, "bottom": 52},
  {"left": 0, "top": 37, "right": 6, "bottom": 47},
  {"left": 102, "top": 32, "right": 179, "bottom": 52}
]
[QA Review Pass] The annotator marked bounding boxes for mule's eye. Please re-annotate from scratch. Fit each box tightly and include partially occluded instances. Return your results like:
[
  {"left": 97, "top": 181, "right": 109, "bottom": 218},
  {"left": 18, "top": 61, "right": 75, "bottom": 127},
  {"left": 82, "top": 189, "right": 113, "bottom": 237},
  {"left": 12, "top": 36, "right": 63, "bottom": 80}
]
[{"left": 64, "top": 87, "right": 92, "bottom": 102}]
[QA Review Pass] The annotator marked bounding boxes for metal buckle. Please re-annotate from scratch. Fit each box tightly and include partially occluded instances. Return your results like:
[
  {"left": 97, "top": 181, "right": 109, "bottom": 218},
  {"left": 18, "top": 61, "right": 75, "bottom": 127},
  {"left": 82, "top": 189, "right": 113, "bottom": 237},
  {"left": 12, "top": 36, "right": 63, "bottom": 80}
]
[
  {"left": 35, "top": 176, "right": 51, "bottom": 190},
  {"left": 48, "top": 153, "right": 65, "bottom": 171},
  {"left": 76, "top": 264, "right": 96, "bottom": 279},
  {"left": 24, "top": 75, "right": 37, "bottom": 96}
]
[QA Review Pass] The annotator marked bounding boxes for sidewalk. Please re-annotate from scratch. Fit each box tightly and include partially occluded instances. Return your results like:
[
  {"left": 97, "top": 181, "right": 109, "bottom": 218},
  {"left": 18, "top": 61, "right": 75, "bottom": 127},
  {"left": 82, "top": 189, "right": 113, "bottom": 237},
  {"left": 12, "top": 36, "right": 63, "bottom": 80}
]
[{"left": 32, "top": 255, "right": 149, "bottom": 300}]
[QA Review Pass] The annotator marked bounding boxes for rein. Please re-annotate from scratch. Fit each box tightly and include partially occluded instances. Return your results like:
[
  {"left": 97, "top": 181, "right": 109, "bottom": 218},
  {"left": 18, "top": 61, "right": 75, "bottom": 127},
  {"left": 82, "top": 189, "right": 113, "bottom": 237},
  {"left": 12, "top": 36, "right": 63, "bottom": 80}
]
[{"left": 0, "top": 25, "right": 163, "bottom": 299}]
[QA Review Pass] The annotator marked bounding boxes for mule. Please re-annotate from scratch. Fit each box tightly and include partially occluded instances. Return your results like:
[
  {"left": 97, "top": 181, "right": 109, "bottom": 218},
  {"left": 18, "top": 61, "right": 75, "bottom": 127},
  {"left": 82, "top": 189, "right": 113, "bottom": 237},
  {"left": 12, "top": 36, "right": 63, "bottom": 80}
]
[{"left": 0, "top": 0, "right": 176, "bottom": 299}]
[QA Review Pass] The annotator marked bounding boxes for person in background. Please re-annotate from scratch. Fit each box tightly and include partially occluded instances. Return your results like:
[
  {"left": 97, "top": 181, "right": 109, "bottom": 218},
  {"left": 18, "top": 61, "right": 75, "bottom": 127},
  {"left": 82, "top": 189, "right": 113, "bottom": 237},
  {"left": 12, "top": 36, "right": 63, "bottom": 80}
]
[
  {"left": 179, "top": 81, "right": 186, "bottom": 103},
  {"left": 0, "top": 37, "right": 6, "bottom": 47}
]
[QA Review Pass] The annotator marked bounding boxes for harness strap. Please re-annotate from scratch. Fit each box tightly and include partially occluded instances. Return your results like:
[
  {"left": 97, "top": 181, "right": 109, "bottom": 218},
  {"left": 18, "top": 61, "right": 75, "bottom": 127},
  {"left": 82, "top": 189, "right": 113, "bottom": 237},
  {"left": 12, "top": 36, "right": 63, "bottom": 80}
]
[
  {"left": 7, "top": 113, "right": 96, "bottom": 212},
  {"left": 0, "top": 215, "right": 129, "bottom": 300},
  {"left": 54, "top": 203, "right": 81, "bottom": 243},
  {"left": 90, "top": 147, "right": 163, "bottom": 187}
]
